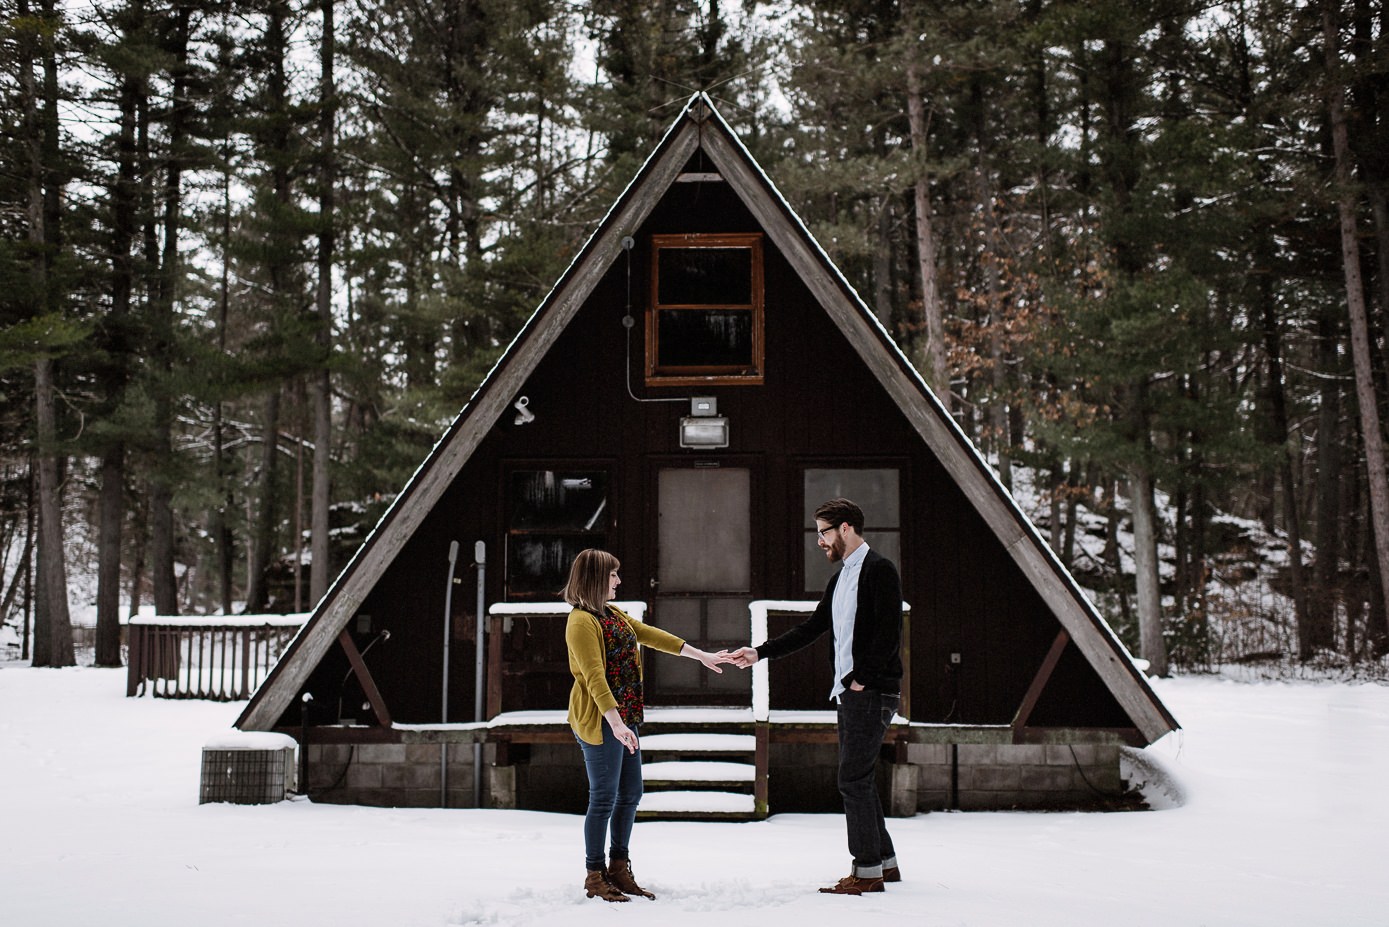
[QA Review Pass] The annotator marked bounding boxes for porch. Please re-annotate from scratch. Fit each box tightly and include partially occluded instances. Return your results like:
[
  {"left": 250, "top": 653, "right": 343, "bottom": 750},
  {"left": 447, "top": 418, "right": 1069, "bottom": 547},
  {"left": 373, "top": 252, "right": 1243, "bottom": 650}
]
[
  {"left": 299, "top": 707, "right": 1132, "bottom": 815},
  {"left": 295, "top": 601, "right": 1134, "bottom": 815}
]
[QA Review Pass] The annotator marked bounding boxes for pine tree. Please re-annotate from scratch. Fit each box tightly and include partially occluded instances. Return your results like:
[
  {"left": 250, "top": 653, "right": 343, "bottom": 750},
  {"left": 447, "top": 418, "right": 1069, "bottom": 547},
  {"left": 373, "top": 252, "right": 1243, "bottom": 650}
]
[{"left": 5, "top": 0, "right": 80, "bottom": 665}]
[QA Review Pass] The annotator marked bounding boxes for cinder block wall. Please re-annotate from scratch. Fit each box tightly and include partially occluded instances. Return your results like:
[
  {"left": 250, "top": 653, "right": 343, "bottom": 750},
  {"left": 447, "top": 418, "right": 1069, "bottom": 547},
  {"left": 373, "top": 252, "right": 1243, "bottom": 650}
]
[
  {"left": 507, "top": 744, "right": 588, "bottom": 813},
  {"left": 768, "top": 743, "right": 841, "bottom": 813},
  {"left": 900, "top": 743, "right": 1125, "bottom": 811},
  {"left": 304, "top": 739, "right": 1126, "bottom": 811},
  {"left": 306, "top": 742, "right": 484, "bottom": 807}
]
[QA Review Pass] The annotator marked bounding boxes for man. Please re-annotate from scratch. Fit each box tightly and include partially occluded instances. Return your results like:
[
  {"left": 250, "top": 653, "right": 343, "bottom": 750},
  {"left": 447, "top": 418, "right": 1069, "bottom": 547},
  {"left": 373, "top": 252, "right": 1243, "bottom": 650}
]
[{"left": 729, "top": 497, "right": 904, "bottom": 895}]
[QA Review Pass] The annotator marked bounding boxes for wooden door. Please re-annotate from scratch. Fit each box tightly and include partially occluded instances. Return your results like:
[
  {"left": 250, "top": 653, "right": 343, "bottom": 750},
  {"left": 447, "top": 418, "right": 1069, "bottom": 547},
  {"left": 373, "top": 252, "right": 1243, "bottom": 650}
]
[{"left": 647, "top": 466, "right": 754, "bottom": 706}]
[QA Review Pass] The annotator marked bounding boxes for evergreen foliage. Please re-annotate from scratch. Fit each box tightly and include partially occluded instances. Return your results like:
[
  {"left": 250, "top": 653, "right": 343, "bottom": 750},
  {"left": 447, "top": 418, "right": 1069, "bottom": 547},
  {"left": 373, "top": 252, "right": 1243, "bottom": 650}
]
[{"left": 0, "top": 0, "right": 1386, "bottom": 672}]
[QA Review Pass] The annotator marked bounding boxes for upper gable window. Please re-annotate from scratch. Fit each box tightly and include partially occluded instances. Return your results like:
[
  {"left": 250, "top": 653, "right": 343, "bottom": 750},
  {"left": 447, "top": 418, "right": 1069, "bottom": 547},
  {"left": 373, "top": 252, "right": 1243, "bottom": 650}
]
[{"left": 647, "top": 233, "right": 764, "bottom": 386}]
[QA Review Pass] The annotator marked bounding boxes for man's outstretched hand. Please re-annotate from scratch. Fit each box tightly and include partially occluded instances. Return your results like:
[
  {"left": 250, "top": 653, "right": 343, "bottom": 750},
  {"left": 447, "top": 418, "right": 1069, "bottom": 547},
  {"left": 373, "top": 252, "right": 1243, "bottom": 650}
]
[{"left": 726, "top": 647, "right": 759, "bottom": 669}]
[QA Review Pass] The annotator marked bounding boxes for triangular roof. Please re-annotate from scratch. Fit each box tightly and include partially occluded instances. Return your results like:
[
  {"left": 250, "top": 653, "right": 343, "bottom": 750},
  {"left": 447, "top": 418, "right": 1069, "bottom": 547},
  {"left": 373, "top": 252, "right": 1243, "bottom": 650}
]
[{"left": 238, "top": 94, "right": 1178, "bottom": 743}]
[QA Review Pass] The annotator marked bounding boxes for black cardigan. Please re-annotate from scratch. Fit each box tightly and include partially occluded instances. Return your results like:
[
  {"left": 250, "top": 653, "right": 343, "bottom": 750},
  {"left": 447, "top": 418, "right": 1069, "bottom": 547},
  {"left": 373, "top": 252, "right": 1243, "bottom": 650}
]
[{"left": 755, "top": 548, "right": 904, "bottom": 693}]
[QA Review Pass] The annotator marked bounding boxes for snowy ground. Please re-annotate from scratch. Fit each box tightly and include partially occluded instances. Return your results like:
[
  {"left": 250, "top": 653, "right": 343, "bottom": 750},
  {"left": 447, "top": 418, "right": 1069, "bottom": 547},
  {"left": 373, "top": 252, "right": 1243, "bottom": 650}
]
[{"left": 1, "top": 666, "right": 1385, "bottom": 927}]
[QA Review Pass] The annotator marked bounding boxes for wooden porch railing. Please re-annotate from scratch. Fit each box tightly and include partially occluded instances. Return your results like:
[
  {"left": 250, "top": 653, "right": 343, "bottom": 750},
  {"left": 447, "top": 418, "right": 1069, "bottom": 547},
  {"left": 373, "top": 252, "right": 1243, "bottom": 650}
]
[
  {"left": 484, "top": 601, "right": 649, "bottom": 719},
  {"left": 127, "top": 615, "right": 306, "bottom": 701}
]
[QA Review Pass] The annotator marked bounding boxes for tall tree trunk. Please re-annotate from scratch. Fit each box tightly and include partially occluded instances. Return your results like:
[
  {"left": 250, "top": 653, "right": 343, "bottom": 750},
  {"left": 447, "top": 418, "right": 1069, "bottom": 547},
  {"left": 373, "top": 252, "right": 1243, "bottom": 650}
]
[
  {"left": 905, "top": 62, "right": 950, "bottom": 409},
  {"left": 1048, "top": 464, "right": 1063, "bottom": 554},
  {"left": 33, "top": 360, "right": 74, "bottom": 667},
  {"left": 24, "top": 0, "right": 73, "bottom": 667},
  {"left": 128, "top": 498, "right": 146, "bottom": 619},
  {"left": 1128, "top": 460, "right": 1167, "bottom": 676},
  {"left": 1258, "top": 249, "right": 1315, "bottom": 653},
  {"left": 1312, "top": 307, "right": 1344, "bottom": 644},
  {"left": 150, "top": 4, "right": 193, "bottom": 616},
  {"left": 1062, "top": 460, "right": 1081, "bottom": 568},
  {"left": 1126, "top": 375, "right": 1168, "bottom": 676},
  {"left": 977, "top": 156, "right": 1010, "bottom": 489},
  {"left": 245, "top": 390, "right": 282, "bottom": 613},
  {"left": 95, "top": 7, "right": 146, "bottom": 661},
  {"left": 95, "top": 448, "right": 125, "bottom": 665},
  {"left": 872, "top": 196, "right": 893, "bottom": 328},
  {"left": 310, "top": 0, "right": 336, "bottom": 606},
  {"left": 213, "top": 141, "right": 234, "bottom": 615},
  {"left": 1324, "top": 0, "right": 1389, "bottom": 628},
  {"left": 211, "top": 22, "right": 236, "bottom": 616}
]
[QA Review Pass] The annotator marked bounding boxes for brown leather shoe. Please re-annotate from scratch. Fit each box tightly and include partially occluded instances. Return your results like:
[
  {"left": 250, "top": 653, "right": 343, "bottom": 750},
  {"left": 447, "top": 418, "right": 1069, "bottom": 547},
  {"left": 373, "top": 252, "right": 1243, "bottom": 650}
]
[
  {"left": 818, "top": 873, "right": 885, "bottom": 895},
  {"left": 584, "top": 869, "right": 629, "bottom": 902},
  {"left": 607, "top": 858, "right": 656, "bottom": 899},
  {"left": 883, "top": 865, "right": 901, "bottom": 883}
]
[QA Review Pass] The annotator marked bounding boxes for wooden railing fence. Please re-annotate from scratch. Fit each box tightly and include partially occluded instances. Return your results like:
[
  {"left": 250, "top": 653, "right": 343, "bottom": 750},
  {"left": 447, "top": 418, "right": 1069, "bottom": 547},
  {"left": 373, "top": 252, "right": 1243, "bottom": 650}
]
[{"left": 127, "top": 615, "right": 306, "bottom": 701}]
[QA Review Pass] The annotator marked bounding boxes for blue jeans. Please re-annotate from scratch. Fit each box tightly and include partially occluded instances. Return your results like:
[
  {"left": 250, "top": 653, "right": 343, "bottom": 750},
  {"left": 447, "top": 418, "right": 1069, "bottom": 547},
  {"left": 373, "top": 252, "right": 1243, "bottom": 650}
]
[
  {"left": 837, "top": 687, "right": 899, "bottom": 877},
  {"left": 577, "top": 720, "right": 643, "bottom": 871}
]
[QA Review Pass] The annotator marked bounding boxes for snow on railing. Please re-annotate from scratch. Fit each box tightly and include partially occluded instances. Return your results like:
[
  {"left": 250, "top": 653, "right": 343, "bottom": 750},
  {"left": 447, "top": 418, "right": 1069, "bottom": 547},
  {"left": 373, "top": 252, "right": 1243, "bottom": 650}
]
[
  {"left": 126, "top": 614, "right": 308, "bottom": 701},
  {"left": 748, "top": 601, "right": 817, "bottom": 722}
]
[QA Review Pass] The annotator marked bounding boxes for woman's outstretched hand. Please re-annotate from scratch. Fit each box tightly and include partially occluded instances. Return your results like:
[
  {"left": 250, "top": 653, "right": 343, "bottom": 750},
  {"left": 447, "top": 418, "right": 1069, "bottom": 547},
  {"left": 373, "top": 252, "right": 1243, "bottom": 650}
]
[{"left": 681, "top": 644, "right": 740, "bottom": 674}]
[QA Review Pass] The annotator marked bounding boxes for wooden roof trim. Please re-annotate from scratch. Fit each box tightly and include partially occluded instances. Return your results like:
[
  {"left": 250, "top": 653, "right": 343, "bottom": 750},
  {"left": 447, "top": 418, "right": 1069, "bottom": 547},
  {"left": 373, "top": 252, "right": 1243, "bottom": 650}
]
[{"left": 696, "top": 106, "right": 1177, "bottom": 744}]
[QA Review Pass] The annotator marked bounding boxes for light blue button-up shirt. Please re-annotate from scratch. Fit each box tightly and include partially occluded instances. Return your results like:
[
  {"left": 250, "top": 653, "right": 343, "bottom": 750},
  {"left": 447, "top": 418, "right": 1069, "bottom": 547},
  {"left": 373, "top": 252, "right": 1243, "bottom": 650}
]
[{"left": 829, "top": 541, "right": 870, "bottom": 702}]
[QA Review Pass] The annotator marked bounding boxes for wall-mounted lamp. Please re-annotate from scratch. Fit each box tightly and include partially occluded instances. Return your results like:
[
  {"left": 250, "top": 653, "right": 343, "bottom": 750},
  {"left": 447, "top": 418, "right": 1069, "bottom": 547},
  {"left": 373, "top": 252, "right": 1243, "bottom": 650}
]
[
  {"left": 513, "top": 395, "right": 535, "bottom": 425},
  {"left": 679, "top": 396, "right": 728, "bottom": 449}
]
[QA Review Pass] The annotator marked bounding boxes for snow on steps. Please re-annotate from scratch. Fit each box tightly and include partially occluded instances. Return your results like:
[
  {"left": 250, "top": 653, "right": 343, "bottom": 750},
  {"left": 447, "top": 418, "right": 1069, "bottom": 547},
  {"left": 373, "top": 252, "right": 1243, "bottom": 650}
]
[
  {"left": 638, "top": 790, "right": 757, "bottom": 817},
  {"left": 642, "top": 761, "right": 755, "bottom": 784},
  {"left": 638, "top": 731, "right": 759, "bottom": 820},
  {"left": 639, "top": 733, "right": 755, "bottom": 753}
]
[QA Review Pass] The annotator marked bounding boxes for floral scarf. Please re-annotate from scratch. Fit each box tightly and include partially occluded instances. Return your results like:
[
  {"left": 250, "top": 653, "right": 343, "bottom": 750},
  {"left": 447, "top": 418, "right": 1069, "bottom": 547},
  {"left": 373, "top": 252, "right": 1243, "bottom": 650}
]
[{"left": 596, "top": 606, "right": 643, "bottom": 727}]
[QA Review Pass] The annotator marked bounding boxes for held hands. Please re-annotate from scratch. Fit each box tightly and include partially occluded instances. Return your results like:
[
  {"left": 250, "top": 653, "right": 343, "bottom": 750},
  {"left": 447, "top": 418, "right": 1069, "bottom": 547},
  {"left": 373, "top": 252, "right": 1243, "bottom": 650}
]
[
  {"left": 682, "top": 644, "right": 743, "bottom": 674},
  {"left": 680, "top": 644, "right": 757, "bottom": 671},
  {"left": 726, "top": 646, "right": 759, "bottom": 669}
]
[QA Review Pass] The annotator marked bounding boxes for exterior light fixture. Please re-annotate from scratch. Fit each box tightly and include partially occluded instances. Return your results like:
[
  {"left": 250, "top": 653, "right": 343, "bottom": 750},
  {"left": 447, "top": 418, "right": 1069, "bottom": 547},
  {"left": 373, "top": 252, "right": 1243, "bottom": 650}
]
[{"left": 679, "top": 396, "right": 728, "bottom": 449}]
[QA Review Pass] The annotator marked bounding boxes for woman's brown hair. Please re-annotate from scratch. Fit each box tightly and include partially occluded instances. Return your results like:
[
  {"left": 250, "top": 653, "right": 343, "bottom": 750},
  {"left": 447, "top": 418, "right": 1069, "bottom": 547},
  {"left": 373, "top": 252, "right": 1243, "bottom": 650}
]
[{"left": 562, "top": 549, "right": 620, "bottom": 614}]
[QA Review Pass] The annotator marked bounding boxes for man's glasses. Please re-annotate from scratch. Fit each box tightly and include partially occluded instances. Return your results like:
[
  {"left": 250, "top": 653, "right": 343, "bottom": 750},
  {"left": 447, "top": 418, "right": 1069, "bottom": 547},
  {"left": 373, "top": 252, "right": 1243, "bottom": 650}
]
[{"left": 816, "top": 524, "right": 840, "bottom": 540}]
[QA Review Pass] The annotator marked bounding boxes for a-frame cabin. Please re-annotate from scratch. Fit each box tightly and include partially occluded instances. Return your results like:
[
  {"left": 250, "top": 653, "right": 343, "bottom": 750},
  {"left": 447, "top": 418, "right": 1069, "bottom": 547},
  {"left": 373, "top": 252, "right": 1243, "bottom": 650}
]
[{"left": 236, "top": 94, "right": 1178, "bottom": 816}]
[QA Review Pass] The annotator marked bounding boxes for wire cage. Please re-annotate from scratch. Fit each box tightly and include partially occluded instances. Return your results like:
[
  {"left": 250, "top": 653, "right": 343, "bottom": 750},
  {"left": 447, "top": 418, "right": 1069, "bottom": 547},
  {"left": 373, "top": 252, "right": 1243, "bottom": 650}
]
[{"left": 199, "top": 746, "right": 296, "bottom": 804}]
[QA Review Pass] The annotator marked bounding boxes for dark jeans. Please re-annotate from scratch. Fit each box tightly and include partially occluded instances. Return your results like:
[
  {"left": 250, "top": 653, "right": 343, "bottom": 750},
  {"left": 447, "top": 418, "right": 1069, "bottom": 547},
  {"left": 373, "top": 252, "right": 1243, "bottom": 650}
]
[
  {"left": 837, "top": 687, "right": 899, "bottom": 877},
  {"left": 576, "top": 720, "right": 643, "bottom": 871}
]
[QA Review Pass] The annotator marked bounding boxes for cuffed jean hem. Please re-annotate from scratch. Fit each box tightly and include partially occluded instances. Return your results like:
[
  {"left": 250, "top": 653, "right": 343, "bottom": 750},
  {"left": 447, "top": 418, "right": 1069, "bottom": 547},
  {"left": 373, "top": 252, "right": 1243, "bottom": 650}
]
[{"left": 855, "top": 853, "right": 897, "bottom": 878}]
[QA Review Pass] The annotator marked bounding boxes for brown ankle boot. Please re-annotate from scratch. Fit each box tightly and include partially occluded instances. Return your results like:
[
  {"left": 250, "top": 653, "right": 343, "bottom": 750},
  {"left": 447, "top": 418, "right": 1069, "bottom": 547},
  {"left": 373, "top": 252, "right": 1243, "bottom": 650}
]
[
  {"left": 606, "top": 858, "right": 656, "bottom": 899},
  {"left": 583, "top": 869, "right": 628, "bottom": 902},
  {"left": 818, "top": 872, "right": 885, "bottom": 895}
]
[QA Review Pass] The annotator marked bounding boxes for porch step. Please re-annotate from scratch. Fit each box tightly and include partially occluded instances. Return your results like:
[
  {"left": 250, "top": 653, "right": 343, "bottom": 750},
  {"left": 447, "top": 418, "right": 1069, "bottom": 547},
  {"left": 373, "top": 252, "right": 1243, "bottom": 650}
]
[
  {"left": 638, "top": 731, "right": 761, "bottom": 820},
  {"left": 637, "top": 789, "right": 757, "bottom": 821},
  {"left": 639, "top": 733, "right": 756, "bottom": 755},
  {"left": 642, "top": 760, "right": 755, "bottom": 788}
]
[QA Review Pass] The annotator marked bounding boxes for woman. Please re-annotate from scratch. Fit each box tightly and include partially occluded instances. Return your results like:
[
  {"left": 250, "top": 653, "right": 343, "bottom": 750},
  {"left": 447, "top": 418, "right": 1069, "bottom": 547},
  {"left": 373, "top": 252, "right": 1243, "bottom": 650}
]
[{"left": 563, "top": 548, "right": 729, "bottom": 902}]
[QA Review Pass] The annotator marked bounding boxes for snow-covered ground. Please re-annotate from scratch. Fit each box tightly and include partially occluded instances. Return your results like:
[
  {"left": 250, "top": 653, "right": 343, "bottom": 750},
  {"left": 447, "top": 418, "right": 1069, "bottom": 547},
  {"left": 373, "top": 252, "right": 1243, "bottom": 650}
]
[{"left": 1, "top": 665, "right": 1385, "bottom": 926}]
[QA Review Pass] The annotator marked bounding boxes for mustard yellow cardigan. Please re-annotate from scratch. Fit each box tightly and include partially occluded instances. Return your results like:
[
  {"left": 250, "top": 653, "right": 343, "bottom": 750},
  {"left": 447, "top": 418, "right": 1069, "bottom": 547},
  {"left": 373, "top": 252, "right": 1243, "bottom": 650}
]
[{"left": 566, "top": 605, "right": 685, "bottom": 745}]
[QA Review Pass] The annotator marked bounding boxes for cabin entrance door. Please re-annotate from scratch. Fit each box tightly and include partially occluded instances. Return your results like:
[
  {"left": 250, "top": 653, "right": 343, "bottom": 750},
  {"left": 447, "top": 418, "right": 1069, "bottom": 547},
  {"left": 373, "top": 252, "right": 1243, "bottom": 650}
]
[{"left": 646, "top": 464, "right": 754, "bottom": 706}]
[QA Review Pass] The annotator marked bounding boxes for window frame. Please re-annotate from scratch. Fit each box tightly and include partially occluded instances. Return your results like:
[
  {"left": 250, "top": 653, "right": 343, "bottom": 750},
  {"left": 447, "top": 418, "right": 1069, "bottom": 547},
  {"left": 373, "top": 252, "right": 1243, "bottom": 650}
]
[
  {"left": 502, "top": 462, "right": 614, "bottom": 602},
  {"left": 646, "top": 232, "right": 765, "bottom": 387},
  {"left": 797, "top": 463, "right": 905, "bottom": 596}
]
